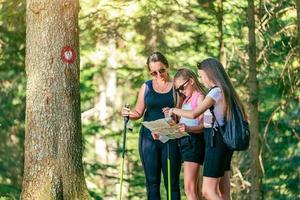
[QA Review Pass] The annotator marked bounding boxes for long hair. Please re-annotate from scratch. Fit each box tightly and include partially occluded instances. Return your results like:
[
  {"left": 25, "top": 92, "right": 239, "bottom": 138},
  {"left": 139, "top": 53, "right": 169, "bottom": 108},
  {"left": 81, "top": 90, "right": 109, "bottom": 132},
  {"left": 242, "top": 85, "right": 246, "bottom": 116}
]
[
  {"left": 197, "top": 58, "right": 246, "bottom": 120},
  {"left": 174, "top": 68, "right": 206, "bottom": 96}
]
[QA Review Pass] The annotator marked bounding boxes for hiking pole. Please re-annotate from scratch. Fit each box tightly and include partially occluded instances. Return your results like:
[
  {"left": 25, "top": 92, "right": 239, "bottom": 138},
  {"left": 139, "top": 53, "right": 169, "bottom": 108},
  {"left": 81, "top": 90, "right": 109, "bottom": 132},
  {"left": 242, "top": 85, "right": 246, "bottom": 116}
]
[
  {"left": 119, "top": 104, "right": 130, "bottom": 200},
  {"left": 167, "top": 142, "right": 171, "bottom": 200}
]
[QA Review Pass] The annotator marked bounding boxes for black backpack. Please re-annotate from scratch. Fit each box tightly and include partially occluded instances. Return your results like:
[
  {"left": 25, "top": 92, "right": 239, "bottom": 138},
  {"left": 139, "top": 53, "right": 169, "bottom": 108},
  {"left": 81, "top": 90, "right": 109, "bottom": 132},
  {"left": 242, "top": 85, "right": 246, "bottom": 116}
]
[{"left": 209, "top": 96, "right": 250, "bottom": 151}]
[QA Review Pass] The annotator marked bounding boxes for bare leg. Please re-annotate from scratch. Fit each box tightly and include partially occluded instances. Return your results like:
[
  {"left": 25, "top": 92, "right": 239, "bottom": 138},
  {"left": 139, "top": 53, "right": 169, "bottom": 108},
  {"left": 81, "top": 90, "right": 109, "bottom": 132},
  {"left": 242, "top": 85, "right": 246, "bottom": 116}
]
[
  {"left": 202, "top": 177, "right": 223, "bottom": 200},
  {"left": 219, "top": 171, "right": 231, "bottom": 200},
  {"left": 197, "top": 167, "right": 203, "bottom": 200},
  {"left": 184, "top": 162, "right": 200, "bottom": 200}
]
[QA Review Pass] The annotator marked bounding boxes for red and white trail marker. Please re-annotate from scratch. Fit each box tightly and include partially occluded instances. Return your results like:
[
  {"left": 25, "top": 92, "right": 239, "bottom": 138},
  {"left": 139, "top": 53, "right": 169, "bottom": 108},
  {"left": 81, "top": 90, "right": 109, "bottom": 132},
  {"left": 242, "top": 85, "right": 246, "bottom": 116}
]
[{"left": 61, "top": 46, "right": 76, "bottom": 64}]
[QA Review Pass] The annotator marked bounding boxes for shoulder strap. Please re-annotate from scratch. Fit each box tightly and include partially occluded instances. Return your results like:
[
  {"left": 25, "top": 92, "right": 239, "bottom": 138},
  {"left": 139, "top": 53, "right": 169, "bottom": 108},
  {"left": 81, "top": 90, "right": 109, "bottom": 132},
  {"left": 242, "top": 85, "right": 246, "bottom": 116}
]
[
  {"left": 209, "top": 105, "right": 223, "bottom": 132},
  {"left": 207, "top": 86, "right": 218, "bottom": 94},
  {"left": 207, "top": 86, "right": 219, "bottom": 125},
  {"left": 144, "top": 80, "right": 152, "bottom": 98}
]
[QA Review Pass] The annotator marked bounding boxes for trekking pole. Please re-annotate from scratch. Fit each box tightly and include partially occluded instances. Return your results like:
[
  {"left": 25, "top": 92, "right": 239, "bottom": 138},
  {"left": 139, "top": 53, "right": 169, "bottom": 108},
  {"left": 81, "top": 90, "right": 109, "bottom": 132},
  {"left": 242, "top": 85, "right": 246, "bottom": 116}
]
[
  {"left": 118, "top": 104, "right": 130, "bottom": 200},
  {"left": 167, "top": 142, "right": 171, "bottom": 200}
]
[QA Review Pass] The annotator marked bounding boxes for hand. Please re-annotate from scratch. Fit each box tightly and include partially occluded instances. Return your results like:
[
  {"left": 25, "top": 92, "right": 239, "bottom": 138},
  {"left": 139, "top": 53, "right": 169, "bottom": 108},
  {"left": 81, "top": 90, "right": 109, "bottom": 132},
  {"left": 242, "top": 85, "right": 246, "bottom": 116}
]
[
  {"left": 121, "top": 106, "right": 131, "bottom": 118},
  {"left": 162, "top": 107, "right": 170, "bottom": 117},
  {"left": 167, "top": 108, "right": 174, "bottom": 117},
  {"left": 177, "top": 123, "right": 187, "bottom": 133},
  {"left": 151, "top": 132, "right": 160, "bottom": 140}
]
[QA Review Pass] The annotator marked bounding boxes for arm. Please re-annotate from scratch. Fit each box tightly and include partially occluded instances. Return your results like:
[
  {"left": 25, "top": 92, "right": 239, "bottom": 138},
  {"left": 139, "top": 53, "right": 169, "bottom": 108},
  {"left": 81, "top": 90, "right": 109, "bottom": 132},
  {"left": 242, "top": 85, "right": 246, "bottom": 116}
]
[
  {"left": 171, "top": 96, "right": 215, "bottom": 119},
  {"left": 177, "top": 95, "right": 205, "bottom": 133},
  {"left": 185, "top": 124, "right": 204, "bottom": 133},
  {"left": 122, "top": 83, "right": 146, "bottom": 120},
  {"left": 162, "top": 92, "right": 183, "bottom": 122}
]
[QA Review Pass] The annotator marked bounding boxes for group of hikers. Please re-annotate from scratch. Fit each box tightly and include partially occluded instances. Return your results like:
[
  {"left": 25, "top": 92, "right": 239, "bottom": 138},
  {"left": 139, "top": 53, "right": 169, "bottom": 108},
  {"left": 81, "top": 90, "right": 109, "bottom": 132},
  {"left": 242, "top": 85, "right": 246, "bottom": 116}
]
[{"left": 121, "top": 52, "right": 247, "bottom": 200}]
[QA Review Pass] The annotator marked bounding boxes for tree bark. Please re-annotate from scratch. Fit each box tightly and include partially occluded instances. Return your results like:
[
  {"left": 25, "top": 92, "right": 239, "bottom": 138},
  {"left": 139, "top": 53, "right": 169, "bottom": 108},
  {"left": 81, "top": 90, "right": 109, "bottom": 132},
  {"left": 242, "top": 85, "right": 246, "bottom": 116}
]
[
  {"left": 202, "top": 0, "right": 226, "bottom": 67},
  {"left": 216, "top": 0, "right": 226, "bottom": 67},
  {"left": 247, "top": 0, "right": 261, "bottom": 199},
  {"left": 22, "top": 0, "right": 90, "bottom": 199},
  {"left": 148, "top": 17, "right": 158, "bottom": 52},
  {"left": 296, "top": 0, "right": 300, "bottom": 59}
]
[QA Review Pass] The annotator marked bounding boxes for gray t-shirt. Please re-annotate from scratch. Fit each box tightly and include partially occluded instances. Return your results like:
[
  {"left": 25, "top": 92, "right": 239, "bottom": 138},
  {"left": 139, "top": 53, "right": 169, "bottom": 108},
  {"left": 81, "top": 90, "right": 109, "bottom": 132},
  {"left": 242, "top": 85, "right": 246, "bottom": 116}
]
[{"left": 204, "top": 87, "right": 225, "bottom": 126}]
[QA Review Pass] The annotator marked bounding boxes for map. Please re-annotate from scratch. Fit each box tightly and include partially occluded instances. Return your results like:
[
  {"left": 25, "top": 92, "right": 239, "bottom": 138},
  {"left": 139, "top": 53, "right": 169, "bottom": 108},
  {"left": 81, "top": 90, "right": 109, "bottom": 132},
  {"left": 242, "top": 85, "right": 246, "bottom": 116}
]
[{"left": 142, "top": 117, "right": 189, "bottom": 143}]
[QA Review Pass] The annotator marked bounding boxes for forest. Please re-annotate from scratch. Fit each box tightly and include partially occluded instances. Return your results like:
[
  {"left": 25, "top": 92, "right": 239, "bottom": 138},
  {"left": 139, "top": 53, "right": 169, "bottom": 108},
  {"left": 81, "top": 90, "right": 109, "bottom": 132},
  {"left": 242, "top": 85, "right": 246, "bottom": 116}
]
[{"left": 0, "top": 0, "right": 299, "bottom": 199}]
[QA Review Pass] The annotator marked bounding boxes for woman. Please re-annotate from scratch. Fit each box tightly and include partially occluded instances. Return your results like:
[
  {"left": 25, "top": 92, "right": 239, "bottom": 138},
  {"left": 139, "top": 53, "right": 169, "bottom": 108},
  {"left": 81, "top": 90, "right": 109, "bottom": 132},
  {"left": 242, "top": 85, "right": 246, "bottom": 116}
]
[{"left": 121, "top": 52, "right": 181, "bottom": 200}]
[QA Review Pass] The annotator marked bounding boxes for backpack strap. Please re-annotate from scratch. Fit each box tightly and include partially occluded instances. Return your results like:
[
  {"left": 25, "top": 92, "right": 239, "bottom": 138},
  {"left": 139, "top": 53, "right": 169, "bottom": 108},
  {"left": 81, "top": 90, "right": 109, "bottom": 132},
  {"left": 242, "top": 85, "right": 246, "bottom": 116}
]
[
  {"left": 207, "top": 86, "right": 218, "bottom": 93},
  {"left": 207, "top": 86, "right": 220, "bottom": 129},
  {"left": 209, "top": 105, "right": 225, "bottom": 147}
]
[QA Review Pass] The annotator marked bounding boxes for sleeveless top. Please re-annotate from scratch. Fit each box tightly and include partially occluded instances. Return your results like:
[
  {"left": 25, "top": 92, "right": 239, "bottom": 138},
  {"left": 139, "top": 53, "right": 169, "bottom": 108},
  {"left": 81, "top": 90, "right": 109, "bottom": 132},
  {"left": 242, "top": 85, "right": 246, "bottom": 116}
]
[
  {"left": 179, "top": 91, "right": 202, "bottom": 127},
  {"left": 179, "top": 103, "right": 199, "bottom": 127},
  {"left": 141, "top": 80, "right": 175, "bottom": 135}
]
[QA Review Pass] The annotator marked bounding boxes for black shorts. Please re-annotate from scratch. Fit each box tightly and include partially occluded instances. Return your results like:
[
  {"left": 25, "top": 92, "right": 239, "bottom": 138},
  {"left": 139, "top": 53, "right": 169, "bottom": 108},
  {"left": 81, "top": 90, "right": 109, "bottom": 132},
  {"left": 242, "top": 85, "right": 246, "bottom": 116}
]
[
  {"left": 179, "top": 133, "right": 205, "bottom": 164},
  {"left": 203, "top": 128, "right": 233, "bottom": 178}
]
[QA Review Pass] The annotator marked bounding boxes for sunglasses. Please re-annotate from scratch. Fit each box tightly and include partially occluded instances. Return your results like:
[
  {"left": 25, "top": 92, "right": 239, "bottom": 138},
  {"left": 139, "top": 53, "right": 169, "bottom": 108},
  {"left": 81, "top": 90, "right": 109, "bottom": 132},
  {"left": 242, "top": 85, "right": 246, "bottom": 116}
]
[
  {"left": 175, "top": 79, "right": 189, "bottom": 94},
  {"left": 150, "top": 68, "right": 167, "bottom": 76}
]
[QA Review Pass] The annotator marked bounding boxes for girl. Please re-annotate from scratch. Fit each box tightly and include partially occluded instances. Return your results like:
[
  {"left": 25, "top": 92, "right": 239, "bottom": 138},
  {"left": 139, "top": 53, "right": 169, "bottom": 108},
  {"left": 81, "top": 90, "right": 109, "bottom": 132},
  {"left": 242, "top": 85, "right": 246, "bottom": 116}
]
[
  {"left": 168, "top": 58, "right": 247, "bottom": 200},
  {"left": 168, "top": 68, "right": 206, "bottom": 200},
  {"left": 121, "top": 52, "right": 181, "bottom": 199}
]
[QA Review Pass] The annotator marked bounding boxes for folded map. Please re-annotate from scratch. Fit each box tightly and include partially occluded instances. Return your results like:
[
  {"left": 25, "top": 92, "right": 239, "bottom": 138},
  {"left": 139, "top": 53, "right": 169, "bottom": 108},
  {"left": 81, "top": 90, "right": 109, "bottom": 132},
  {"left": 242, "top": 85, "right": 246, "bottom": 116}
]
[{"left": 142, "top": 117, "right": 189, "bottom": 143}]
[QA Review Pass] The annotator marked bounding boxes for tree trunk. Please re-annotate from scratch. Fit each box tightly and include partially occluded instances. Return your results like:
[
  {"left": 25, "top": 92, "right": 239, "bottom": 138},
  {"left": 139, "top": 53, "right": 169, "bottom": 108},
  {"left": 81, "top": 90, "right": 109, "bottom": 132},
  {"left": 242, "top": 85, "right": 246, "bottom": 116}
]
[
  {"left": 149, "top": 19, "right": 158, "bottom": 52},
  {"left": 247, "top": 0, "right": 261, "bottom": 199},
  {"left": 93, "top": 32, "right": 120, "bottom": 125},
  {"left": 296, "top": 0, "right": 300, "bottom": 59},
  {"left": 22, "top": 0, "right": 90, "bottom": 199},
  {"left": 203, "top": 0, "right": 226, "bottom": 67},
  {"left": 216, "top": 0, "right": 226, "bottom": 67}
]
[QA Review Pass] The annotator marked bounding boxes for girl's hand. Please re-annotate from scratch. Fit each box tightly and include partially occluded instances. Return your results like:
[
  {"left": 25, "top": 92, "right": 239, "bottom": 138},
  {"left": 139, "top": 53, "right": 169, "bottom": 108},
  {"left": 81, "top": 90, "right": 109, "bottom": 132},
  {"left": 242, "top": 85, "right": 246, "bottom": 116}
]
[
  {"left": 121, "top": 106, "right": 131, "bottom": 118},
  {"left": 151, "top": 132, "right": 160, "bottom": 140},
  {"left": 177, "top": 123, "right": 187, "bottom": 133},
  {"left": 167, "top": 108, "right": 174, "bottom": 117}
]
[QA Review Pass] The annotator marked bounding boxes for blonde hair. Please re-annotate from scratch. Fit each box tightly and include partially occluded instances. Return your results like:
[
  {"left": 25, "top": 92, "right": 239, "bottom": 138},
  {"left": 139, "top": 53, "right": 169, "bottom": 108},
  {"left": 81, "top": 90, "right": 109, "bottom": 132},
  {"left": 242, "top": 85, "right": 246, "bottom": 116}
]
[{"left": 174, "top": 68, "right": 206, "bottom": 96}]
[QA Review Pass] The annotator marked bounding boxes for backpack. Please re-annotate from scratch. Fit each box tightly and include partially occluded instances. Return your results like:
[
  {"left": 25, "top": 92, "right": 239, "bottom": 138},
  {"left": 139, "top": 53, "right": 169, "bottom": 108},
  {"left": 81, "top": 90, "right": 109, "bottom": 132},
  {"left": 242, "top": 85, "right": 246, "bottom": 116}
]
[{"left": 209, "top": 94, "right": 250, "bottom": 151}]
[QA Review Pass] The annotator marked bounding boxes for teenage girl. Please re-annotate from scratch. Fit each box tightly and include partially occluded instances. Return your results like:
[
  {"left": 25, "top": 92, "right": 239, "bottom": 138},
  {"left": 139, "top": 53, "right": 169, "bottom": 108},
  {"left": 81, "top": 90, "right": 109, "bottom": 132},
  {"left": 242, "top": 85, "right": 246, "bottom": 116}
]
[
  {"left": 167, "top": 58, "right": 247, "bottom": 200},
  {"left": 166, "top": 68, "right": 206, "bottom": 200}
]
